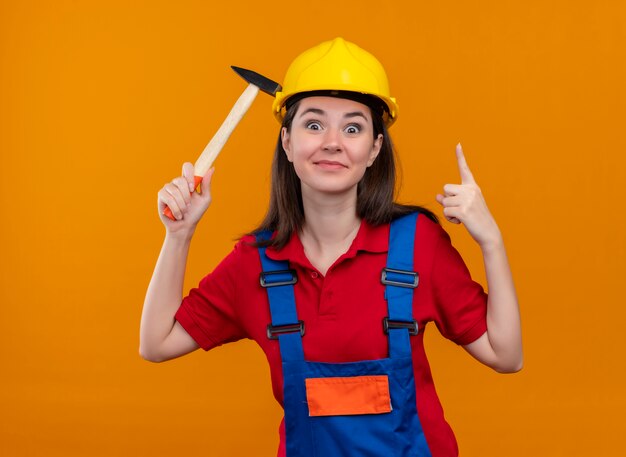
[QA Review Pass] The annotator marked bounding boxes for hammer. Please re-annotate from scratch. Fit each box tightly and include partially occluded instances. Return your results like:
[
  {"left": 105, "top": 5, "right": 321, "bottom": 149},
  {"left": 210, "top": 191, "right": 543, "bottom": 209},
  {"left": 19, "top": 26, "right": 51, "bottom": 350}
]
[{"left": 163, "top": 66, "right": 281, "bottom": 220}]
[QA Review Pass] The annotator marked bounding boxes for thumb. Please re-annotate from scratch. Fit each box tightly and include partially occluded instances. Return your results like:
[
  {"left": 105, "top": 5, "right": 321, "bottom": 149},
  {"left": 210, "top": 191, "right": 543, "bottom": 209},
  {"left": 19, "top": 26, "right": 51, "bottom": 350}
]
[
  {"left": 182, "top": 162, "right": 196, "bottom": 192},
  {"left": 200, "top": 167, "right": 215, "bottom": 195}
]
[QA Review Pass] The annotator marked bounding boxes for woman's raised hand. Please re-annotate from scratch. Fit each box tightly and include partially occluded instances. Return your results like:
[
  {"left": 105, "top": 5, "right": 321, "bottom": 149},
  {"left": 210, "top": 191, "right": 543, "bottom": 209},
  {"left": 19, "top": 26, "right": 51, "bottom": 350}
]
[
  {"left": 435, "top": 144, "right": 501, "bottom": 248},
  {"left": 157, "top": 163, "right": 215, "bottom": 234}
]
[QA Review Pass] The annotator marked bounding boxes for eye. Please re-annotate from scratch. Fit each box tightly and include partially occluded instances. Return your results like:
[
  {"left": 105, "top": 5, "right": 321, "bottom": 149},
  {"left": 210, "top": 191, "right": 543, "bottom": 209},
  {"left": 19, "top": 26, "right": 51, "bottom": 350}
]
[
  {"left": 306, "top": 121, "right": 323, "bottom": 131},
  {"left": 344, "top": 124, "right": 362, "bottom": 134}
]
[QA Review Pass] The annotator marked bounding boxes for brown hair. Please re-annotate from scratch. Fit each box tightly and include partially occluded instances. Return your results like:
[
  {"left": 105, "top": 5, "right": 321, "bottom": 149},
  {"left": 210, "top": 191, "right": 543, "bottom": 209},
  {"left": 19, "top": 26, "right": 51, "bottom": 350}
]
[{"left": 251, "top": 94, "right": 438, "bottom": 249}]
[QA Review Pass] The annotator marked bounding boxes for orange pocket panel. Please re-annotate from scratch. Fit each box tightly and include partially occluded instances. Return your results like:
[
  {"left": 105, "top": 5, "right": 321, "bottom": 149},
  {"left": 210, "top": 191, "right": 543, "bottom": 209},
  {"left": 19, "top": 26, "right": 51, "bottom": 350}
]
[{"left": 305, "top": 375, "right": 392, "bottom": 417}]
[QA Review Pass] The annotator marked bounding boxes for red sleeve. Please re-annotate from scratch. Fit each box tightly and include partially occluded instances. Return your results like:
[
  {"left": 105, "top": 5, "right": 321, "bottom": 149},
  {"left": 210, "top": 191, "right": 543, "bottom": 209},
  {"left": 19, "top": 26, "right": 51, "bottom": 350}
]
[
  {"left": 430, "top": 225, "right": 488, "bottom": 346},
  {"left": 175, "top": 242, "right": 247, "bottom": 351}
]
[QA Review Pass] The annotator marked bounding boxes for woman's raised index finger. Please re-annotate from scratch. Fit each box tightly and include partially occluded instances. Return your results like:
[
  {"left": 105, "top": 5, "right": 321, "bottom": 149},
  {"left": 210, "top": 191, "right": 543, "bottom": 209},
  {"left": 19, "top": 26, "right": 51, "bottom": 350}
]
[{"left": 456, "top": 143, "right": 475, "bottom": 184}]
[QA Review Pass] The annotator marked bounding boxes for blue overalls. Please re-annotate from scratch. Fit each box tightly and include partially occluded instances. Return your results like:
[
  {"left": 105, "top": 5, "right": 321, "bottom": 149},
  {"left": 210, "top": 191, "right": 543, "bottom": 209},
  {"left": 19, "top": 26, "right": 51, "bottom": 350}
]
[{"left": 256, "top": 213, "right": 432, "bottom": 457}]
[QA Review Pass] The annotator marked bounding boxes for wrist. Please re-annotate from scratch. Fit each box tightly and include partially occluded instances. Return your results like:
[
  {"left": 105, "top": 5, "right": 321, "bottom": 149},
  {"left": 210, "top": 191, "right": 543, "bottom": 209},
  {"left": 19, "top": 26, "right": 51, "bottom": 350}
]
[
  {"left": 165, "top": 226, "right": 196, "bottom": 244},
  {"left": 478, "top": 228, "right": 504, "bottom": 254}
]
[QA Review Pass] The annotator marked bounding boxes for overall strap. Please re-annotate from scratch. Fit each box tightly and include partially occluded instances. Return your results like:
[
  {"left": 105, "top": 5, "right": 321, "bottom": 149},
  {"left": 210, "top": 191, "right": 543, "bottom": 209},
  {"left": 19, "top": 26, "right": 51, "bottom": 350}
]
[
  {"left": 256, "top": 231, "right": 305, "bottom": 362},
  {"left": 383, "top": 212, "right": 419, "bottom": 359}
]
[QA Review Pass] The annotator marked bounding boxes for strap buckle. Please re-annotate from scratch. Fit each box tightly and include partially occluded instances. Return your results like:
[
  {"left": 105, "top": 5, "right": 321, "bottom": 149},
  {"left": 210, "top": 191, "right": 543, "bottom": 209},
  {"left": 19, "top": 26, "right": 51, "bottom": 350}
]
[
  {"left": 259, "top": 269, "right": 298, "bottom": 288},
  {"left": 266, "top": 321, "right": 305, "bottom": 340},
  {"left": 380, "top": 267, "right": 419, "bottom": 288},
  {"left": 383, "top": 317, "right": 419, "bottom": 336}
]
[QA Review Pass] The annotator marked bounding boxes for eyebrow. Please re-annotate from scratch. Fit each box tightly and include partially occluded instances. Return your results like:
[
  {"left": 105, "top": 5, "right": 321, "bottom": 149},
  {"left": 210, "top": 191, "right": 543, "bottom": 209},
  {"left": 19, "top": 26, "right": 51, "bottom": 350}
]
[{"left": 298, "top": 107, "right": 369, "bottom": 121}]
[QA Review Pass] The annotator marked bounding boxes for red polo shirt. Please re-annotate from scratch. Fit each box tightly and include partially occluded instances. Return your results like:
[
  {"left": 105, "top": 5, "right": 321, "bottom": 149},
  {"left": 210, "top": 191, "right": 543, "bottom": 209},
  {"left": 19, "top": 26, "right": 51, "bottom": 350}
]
[{"left": 175, "top": 214, "right": 487, "bottom": 457}]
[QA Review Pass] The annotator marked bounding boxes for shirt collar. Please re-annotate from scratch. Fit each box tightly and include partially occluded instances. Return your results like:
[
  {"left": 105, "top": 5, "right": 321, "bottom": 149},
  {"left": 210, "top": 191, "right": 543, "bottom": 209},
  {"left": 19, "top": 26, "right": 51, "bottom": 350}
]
[{"left": 266, "top": 219, "right": 389, "bottom": 266}]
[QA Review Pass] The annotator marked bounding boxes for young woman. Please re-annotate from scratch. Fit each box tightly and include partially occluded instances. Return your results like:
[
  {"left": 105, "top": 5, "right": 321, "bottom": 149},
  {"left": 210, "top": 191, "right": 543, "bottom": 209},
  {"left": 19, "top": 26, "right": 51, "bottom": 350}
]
[{"left": 140, "top": 37, "right": 522, "bottom": 457}]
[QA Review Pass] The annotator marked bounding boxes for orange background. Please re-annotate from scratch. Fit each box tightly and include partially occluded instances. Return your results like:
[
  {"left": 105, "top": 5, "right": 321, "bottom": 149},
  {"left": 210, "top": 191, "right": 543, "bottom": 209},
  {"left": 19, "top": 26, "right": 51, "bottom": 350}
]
[{"left": 1, "top": 1, "right": 625, "bottom": 456}]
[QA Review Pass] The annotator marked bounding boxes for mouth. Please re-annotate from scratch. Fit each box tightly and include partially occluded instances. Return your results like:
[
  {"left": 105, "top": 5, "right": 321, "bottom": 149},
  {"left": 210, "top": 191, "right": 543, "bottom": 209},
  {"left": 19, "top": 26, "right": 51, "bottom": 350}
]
[{"left": 314, "top": 160, "right": 347, "bottom": 170}]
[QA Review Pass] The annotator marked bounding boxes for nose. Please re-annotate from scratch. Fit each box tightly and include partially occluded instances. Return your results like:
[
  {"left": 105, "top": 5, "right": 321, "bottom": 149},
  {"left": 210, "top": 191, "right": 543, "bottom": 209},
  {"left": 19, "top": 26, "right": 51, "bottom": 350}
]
[{"left": 322, "top": 128, "right": 342, "bottom": 153}]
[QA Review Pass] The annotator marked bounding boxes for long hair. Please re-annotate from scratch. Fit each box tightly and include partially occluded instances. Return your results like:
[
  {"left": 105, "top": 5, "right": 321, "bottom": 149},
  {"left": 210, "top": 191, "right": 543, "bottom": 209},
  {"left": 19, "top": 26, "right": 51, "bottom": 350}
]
[{"left": 251, "top": 96, "right": 438, "bottom": 248}]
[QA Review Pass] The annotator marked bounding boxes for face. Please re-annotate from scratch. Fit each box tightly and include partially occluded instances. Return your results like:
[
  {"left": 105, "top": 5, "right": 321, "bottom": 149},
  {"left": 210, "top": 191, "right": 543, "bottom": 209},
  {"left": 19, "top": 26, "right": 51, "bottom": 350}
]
[{"left": 281, "top": 96, "right": 383, "bottom": 198}]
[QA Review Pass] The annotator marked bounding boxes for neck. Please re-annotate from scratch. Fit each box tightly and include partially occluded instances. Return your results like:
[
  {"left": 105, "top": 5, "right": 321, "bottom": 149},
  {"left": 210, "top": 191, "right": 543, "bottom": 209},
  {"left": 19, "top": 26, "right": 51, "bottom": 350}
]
[
  {"left": 296, "top": 184, "right": 363, "bottom": 276},
  {"left": 299, "top": 187, "right": 361, "bottom": 252}
]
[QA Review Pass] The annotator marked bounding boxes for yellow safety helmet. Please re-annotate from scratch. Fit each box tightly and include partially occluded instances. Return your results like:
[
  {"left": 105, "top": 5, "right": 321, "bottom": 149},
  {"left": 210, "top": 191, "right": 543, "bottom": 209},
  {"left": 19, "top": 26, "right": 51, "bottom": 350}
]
[{"left": 273, "top": 37, "right": 399, "bottom": 127}]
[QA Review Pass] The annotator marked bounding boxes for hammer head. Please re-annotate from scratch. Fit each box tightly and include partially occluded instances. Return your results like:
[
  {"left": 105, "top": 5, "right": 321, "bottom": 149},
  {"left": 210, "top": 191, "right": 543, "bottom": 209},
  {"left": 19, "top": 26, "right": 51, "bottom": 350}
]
[{"left": 231, "top": 66, "right": 282, "bottom": 96}]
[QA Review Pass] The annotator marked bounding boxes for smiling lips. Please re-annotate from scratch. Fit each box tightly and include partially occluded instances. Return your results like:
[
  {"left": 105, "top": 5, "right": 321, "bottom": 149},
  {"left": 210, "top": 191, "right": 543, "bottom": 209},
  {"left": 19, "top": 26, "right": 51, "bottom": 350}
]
[{"left": 314, "top": 160, "right": 347, "bottom": 170}]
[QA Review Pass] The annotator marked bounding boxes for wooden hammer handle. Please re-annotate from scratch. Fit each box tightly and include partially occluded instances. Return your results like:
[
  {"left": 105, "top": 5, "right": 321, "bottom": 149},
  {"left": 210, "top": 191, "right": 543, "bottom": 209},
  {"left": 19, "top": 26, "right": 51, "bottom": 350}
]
[
  {"left": 194, "top": 83, "right": 259, "bottom": 175},
  {"left": 163, "top": 83, "right": 260, "bottom": 220}
]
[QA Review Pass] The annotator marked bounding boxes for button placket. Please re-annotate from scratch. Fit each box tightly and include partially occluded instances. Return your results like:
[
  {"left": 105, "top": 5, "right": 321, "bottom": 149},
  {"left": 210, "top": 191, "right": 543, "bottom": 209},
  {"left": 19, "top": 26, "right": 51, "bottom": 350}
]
[{"left": 318, "top": 273, "right": 336, "bottom": 317}]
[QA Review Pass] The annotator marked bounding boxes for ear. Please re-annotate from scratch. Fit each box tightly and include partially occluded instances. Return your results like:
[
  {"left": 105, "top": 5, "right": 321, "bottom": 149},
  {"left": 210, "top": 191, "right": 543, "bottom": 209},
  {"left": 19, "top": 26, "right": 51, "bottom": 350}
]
[
  {"left": 367, "top": 133, "right": 383, "bottom": 167},
  {"left": 281, "top": 127, "right": 293, "bottom": 162}
]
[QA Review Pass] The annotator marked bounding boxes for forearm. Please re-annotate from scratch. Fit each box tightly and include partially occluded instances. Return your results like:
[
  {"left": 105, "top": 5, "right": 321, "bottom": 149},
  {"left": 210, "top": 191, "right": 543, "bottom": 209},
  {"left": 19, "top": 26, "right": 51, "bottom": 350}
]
[
  {"left": 438, "top": 144, "right": 522, "bottom": 372},
  {"left": 139, "top": 231, "right": 194, "bottom": 359},
  {"left": 480, "top": 233, "right": 523, "bottom": 372}
]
